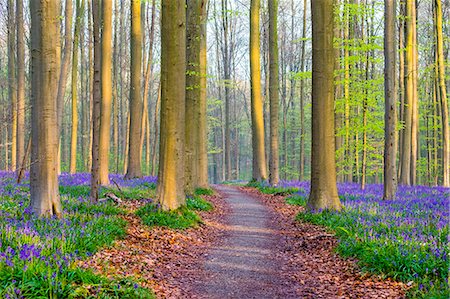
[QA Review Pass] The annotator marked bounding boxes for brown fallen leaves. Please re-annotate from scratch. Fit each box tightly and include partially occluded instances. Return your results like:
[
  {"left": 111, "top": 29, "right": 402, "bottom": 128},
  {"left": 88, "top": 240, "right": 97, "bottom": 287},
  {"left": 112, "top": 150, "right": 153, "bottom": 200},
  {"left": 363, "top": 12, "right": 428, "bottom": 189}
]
[
  {"left": 240, "top": 187, "right": 407, "bottom": 299},
  {"left": 78, "top": 194, "right": 230, "bottom": 299}
]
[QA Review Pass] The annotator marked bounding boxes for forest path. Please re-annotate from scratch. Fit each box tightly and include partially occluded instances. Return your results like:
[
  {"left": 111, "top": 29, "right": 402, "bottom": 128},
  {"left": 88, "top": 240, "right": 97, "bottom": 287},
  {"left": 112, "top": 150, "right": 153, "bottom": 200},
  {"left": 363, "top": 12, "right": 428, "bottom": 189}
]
[{"left": 192, "top": 185, "right": 297, "bottom": 298}]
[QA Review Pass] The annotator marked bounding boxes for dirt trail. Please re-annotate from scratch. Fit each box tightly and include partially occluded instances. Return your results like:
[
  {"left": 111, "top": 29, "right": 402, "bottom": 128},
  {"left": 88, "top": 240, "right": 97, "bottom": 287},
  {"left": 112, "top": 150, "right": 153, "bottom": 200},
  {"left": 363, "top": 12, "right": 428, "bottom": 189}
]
[{"left": 192, "top": 185, "right": 297, "bottom": 298}]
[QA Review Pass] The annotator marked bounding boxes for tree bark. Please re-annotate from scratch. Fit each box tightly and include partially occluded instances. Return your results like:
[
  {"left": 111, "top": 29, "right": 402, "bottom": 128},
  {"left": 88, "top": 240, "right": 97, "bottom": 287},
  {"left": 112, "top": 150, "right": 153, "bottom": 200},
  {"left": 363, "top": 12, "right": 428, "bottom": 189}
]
[
  {"left": 186, "top": 0, "right": 209, "bottom": 193},
  {"left": 16, "top": 0, "right": 25, "bottom": 172},
  {"left": 125, "top": 0, "right": 143, "bottom": 179},
  {"left": 268, "top": 0, "right": 279, "bottom": 186},
  {"left": 70, "top": 0, "right": 84, "bottom": 174},
  {"left": 30, "top": 0, "right": 62, "bottom": 217},
  {"left": 308, "top": 0, "right": 341, "bottom": 211},
  {"left": 434, "top": 0, "right": 449, "bottom": 187},
  {"left": 99, "top": 0, "right": 112, "bottom": 184},
  {"left": 90, "top": 0, "right": 101, "bottom": 202},
  {"left": 383, "top": 0, "right": 397, "bottom": 199},
  {"left": 157, "top": 0, "right": 186, "bottom": 210},
  {"left": 56, "top": 0, "right": 73, "bottom": 173},
  {"left": 250, "top": 0, "right": 267, "bottom": 182},
  {"left": 7, "top": 0, "right": 16, "bottom": 171},
  {"left": 400, "top": 0, "right": 414, "bottom": 186}
]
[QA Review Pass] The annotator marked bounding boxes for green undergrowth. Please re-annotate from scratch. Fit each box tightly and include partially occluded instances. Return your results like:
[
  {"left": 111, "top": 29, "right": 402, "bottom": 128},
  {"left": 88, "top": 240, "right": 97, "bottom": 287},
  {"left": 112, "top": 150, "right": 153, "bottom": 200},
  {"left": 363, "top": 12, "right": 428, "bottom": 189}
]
[
  {"left": 136, "top": 188, "right": 214, "bottom": 229},
  {"left": 247, "top": 180, "right": 299, "bottom": 196},
  {"left": 285, "top": 195, "right": 307, "bottom": 206},
  {"left": 136, "top": 205, "right": 202, "bottom": 229},
  {"left": 0, "top": 186, "right": 154, "bottom": 298}
]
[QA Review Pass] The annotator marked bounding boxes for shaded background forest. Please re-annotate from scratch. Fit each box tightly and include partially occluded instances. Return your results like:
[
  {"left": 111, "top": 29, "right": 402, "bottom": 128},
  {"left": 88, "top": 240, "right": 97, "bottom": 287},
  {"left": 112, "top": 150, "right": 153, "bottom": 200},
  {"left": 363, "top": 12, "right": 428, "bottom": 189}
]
[{"left": 0, "top": 0, "right": 448, "bottom": 186}]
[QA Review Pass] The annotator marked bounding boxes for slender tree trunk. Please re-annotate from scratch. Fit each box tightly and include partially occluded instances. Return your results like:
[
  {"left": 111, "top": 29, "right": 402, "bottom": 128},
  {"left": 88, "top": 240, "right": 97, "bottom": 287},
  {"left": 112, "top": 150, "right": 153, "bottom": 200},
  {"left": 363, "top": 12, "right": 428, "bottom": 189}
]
[
  {"left": 16, "top": 0, "right": 25, "bottom": 171},
  {"left": 157, "top": 0, "right": 186, "bottom": 210},
  {"left": 268, "top": 0, "right": 279, "bottom": 186},
  {"left": 308, "top": 0, "right": 341, "bottom": 211},
  {"left": 383, "top": 0, "right": 397, "bottom": 199},
  {"left": 409, "top": 0, "right": 418, "bottom": 185},
  {"left": 87, "top": 0, "right": 93, "bottom": 172},
  {"left": 186, "top": 0, "right": 209, "bottom": 192},
  {"left": 56, "top": 0, "right": 73, "bottom": 173},
  {"left": 99, "top": 0, "right": 112, "bottom": 184},
  {"left": 151, "top": 83, "right": 161, "bottom": 177},
  {"left": 70, "top": 0, "right": 84, "bottom": 174},
  {"left": 299, "top": 0, "right": 307, "bottom": 182},
  {"left": 141, "top": 0, "right": 157, "bottom": 175},
  {"left": 434, "top": 0, "right": 449, "bottom": 187},
  {"left": 7, "top": 0, "right": 16, "bottom": 171},
  {"left": 30, "top": 0, "right": 62, "bottom": 217},
  {"left": 125, "top": 0, "right": 143, "bottom": 179},
  {"left": 250, "top": 0, "right": 267, "bottom": 182},
  {"left": 400, "top": 0, "right": 414, "bottom": 186},
  {"left": 90, "top": 0, "right": 101, "bottom": 202},
  {"left": 113, "top": 0, "right": 120, "bottom": 173},
  {"left": 398, "top": 1, "right": 405, "bottom": 178}
]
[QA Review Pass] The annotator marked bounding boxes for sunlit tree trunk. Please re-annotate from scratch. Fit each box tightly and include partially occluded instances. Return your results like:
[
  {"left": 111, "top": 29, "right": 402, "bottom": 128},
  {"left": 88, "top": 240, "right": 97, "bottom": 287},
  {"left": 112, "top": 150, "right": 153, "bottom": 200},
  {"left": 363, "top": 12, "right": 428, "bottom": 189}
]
[
  {"left": 7, "top": 0, "right": 16, "bottom": 171},
  {"left": 397, "top": 1, "right": 404, "bottom": 179},
  {"left": 99, "top": 0, "right": 112, "bottom": 184},
  {"left": 308, "top": 0, "right": 341, "bottom": 211},
  {"left": 113, "top": 0, "right": 120, "bottom": 173},
  {"left": 434, "top": 0, "right": 449, "bottom": 187},
  {"left": 56, "top": 0, "right": 73, "bottom": 174},
  {"left": 125, "top": 0, "right": 143, "bottom": 179},
  {"left": 157, "top": 0, "right": 186, "bottom": 210},
  {"left": 250, "top": 0, "right": 267, "bottom": 182},
  {"left": 90, "top": 0, "right": 101, "bottom": 202},
  {"left": 30, "top": 0, "right": 62, "bottom": 217},
  {"left": 268, "top": 0, "right": 279, "bottom": 186},
  {"left": 141, "top": 0, "right": 157, "bottom": 175},
  {"left": 16, "top": 0, "right": 25, "bottom": 172},
  {"left": 70, "top": 0, "right": 84, "bottom": 174},
  {"left": 383, "top": 0, "right": 397, "bottom": 199},
  {"left": 400, "top": 0, "right": 414, "bottom": 186}
]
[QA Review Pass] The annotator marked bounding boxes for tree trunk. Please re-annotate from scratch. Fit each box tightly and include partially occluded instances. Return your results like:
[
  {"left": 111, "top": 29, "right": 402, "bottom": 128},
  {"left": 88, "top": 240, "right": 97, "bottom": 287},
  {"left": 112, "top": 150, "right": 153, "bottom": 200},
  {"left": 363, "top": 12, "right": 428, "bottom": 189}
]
[
  {"left": 268, "top": 0, "right": 279, "bottom": 186},
  {"left": 70, "top": 0, "right": 84, "bottom": 174},
  {"left": 56, "top": 0, "right": 73, "bottom": 173},
  {"left": 308, "top": 0, "right": 341, "bottom": 211},
  {"left": 99, "top": 0, "right": 112, "bottom": 184},
  {"left": 30, "top": 0, "right": 62, "bottom": 217},
  {"left": 90, "top": 0, "right": 101, "bottom": 202},
  {"left": 299, "top": 0, "right": 307, "bottom": 182},
  {"left": 434, "top": 0, "right": 449, "bottom": 187},
  {"left": 125, "top": 0, "right": 143, "bottom": 179},
  {"left": 157, "top": 0, "right": 186, "bottom": 210},
  {"left": 409, "top": 0, "right": 418, "bottom": 185},
  {"left": 250, "top": 0, "right": 267, "bottom": 182},
  {"left": 8, "top": 0, "right": 16, "bottom": 171},
  {"left": 383, "top": 0, "right": 397, "bottom": 199},
  {"left": 400, "top": 0, "right": 414, "bottom": 186},
  {"left": 16, "top": 0, "right": 25, "bottom": 171},
  {"left": 186, "top": 0, "right": 209, "bottom": 193}
]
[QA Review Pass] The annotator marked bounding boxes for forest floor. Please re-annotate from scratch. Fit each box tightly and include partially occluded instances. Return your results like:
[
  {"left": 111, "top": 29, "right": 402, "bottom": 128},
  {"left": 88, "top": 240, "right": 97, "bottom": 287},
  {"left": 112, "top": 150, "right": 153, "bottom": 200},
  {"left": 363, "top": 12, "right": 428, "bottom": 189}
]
[{"left": 81, "top": 184, "right": 408, "bottom": 298}]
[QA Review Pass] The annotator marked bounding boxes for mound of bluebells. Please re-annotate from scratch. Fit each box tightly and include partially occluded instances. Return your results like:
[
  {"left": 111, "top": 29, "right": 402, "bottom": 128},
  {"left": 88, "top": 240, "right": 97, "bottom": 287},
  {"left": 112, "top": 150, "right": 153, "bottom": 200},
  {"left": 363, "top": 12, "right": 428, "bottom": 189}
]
[
  {"left": 0, "top": 171, "right": 156, "bottom": 298},
  {"left": 278, "top": 180, "right": 449, "bottom": 297}
]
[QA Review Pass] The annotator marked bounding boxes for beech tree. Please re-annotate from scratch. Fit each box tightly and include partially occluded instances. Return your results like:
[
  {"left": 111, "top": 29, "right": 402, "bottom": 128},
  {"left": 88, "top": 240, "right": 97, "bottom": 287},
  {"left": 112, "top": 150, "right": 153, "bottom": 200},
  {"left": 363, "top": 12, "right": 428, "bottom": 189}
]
[
  {"left": 16, "top": 0, "right": 25, "bottom": 172},
  {"left": 383, "top": 0, "right": 397, "bottom": 200},
  {"left": 308, "top": 0, "right": 341, "bottom": 211},
  {"left": 186, "top": 0, "right": 209, "bottom": 193},
  {"left": 250, "top": 0, "right": 267, "bottom": 182},
  {"left": 268, "top": 0, "right": 279, "bottom": 186},
  {"left": 99, "top": 0, "right": 112, "bottom": 185},
  {"left": 30, "top": 0, "right": 62, "bottom": 217},
  {"left": 125, "top": 0, "right": 143, "bottom": 179},
  {"left": 157, "top": 0, "right": 186, "bottom": 210}
]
